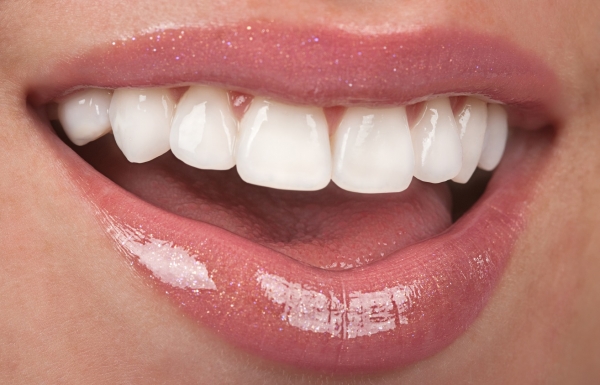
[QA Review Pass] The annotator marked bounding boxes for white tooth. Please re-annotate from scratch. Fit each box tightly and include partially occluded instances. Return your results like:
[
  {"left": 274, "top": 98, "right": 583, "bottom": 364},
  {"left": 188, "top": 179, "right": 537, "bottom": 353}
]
[
  {"left": 331, "top": 106, "right": 414, "bottom": 193},
  {"left": 411, "top": 97, "right": 462, "bottom": 183},
  {"left": 170, "top": 86, "right": 237, "bottom": 170},
  {"left": 109, "top": 88, "right": 175, "bottom": 163},
  {"left": 452, "top": 97, "right": 488, "bottom": 183},
  {"left": 57, "top": 88, "right": 113, "bottom": 146},
  {"left": 236, "top": 98, "right": 331, "bottom": 191},
  {"left": 478, "top": 104, "right": 508, "bottom": 171}
]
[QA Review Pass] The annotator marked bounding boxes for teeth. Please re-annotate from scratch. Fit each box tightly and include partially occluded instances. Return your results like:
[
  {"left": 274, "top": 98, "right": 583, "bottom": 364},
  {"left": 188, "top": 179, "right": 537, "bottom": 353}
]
[
  {"left": 332, "top": 106, "right": 414, "bottom": 193},
  {"left": 170, "top": 86, "right": 238, "bottom": 170},
  {"left": 452, "top": 97, "right": 488, "bottom": 183},
  {"left": 57, "top": 88, "right": 113, "bottom": 146},
  {"left": 54, "top": 84, "right": 513, "bottom": 193},
  {"left": 478, "top": 104, "right": 508, "bottom": 171},
  {"left": 109, "top": 88, "right": 175, "bottom": 163},
  {"left": 236, "top": 97, "right": 331, "bottom": 191},
  {"left": 411, "top": 97, "right": 463, "bottom": 183}
]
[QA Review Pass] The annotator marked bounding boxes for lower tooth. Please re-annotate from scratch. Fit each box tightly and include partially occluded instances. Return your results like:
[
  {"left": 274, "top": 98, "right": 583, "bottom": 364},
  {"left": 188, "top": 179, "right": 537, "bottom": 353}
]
[
  {"left": 236, "top": 97, "right": 332, "bottom": 191},
  {"left": 170, "top": 86, "right": 238, "bottom": 170},
  {"left": 411, "top": 97, "right": 463, "bottom": 183},
  {"left": 478, "top": 104, "right": 508, "bottom": 171},
  {"left": 331, "top": 106, "right": 414, "bottom": 193},
  {"left": 452, "top": 97, "right": 488, "bottom": 184},
  {"left": 58, "top": 88, "right": 113, "bottom": 146},
  {"left": 109, "top": 88, "right": 175, "bottom": 163}
]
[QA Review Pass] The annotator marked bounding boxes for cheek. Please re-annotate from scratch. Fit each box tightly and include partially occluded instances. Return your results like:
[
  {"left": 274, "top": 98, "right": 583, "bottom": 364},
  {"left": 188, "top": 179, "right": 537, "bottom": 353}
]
[{"left": 500, "top": 112, "right": 600, "bottom": 368}]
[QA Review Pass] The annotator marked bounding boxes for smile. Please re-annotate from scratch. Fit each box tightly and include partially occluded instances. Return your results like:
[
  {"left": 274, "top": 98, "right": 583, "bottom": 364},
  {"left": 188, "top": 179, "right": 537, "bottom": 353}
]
[{"left": 29, "top": 21, "right": 559, "bottom": 372}]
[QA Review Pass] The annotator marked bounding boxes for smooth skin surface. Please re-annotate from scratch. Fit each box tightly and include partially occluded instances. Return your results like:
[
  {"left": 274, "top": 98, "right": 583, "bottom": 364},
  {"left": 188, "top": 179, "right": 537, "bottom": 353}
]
[{"left": 1, "top": 0, "right": 600, "bottom": 383}]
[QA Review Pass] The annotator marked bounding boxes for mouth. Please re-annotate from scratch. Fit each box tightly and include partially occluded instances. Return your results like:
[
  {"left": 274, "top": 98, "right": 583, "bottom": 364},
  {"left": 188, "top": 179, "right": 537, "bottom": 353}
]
[{"left": 29, "top": 21, "right": 559, "bottom": 373}]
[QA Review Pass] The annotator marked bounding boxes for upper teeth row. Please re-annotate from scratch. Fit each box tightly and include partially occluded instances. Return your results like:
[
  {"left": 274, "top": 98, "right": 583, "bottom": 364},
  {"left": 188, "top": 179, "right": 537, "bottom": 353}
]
[{"left": 56, "top": 86, "right": 508, "bottom": 193}]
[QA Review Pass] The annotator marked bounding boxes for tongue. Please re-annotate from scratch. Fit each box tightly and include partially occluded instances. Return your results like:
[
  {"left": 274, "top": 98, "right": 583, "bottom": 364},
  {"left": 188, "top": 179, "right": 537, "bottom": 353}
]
[{"left": 74, "top": 134, "right": 452, "bottom": 270}]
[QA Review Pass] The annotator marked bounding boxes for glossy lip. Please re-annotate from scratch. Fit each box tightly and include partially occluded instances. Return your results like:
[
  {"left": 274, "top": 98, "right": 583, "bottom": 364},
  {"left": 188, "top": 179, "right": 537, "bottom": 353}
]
[
  {"left": 32, "top": 22, "right": 559, "bottom": 372},
  {"left": 54, "top": 129, "right": 550, "bottom": 374},
  {"left": 29, "top": 21, "right": 560, "bottom": 128}
]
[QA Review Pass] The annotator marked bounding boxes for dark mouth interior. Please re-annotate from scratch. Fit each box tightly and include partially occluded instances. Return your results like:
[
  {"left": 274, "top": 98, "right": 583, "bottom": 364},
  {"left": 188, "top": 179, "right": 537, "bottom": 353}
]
[{"left": 51, "top": 120, "right": 492, "bottom": 270}]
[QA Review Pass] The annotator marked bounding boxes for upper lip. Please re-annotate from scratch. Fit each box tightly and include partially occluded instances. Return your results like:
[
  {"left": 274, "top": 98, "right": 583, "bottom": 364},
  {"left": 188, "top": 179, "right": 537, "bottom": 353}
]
[
  {"left": 29, "top": 21, "right": 560, "bottom": 372},
  {"left": 29, "top": 21, "right": 561, "bottom": 129}
]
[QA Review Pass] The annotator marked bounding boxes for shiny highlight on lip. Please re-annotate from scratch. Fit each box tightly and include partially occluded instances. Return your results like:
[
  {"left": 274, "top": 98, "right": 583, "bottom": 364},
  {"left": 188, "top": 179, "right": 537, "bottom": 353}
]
[
  {"left": 256, "top": 271, "right": 416, "bottom": 339},
  {"left": 109, "top": 222, "right": 217, "bottom": 291}
]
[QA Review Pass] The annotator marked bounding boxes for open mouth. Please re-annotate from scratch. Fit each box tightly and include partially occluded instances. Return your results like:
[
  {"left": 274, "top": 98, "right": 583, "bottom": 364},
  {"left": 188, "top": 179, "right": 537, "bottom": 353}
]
[{"left": 30, "top": 22, "right": 559, "bottom": 373}]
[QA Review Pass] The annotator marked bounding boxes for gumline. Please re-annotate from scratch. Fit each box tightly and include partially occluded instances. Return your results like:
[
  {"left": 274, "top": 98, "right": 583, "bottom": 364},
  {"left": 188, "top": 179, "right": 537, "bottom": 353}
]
[{"left": 51, "top": 85, "right": 499, "bottom": 140}]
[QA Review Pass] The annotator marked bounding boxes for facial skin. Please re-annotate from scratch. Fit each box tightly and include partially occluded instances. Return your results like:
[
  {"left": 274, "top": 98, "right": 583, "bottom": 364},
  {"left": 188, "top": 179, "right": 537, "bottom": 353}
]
[{"left": 1, "top": 0, "right": 600, "bottom": 383}]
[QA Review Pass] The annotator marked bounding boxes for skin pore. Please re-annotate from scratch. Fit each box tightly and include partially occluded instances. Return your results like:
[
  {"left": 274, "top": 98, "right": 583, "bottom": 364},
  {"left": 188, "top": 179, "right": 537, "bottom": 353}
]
[{"left": 1, "top": 0, "right": 600, "bottom": 383}]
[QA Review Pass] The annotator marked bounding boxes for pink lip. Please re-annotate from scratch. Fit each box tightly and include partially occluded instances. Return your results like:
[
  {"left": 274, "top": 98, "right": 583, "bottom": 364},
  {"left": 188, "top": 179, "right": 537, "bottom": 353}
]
[
  {"left": 57, "top": 130, "right": 550, "bottom": 373},
  {"left": 30, "top": 22, "right": 560, "bottom": 128},
  {"left": 33, "top": 23, "right": 559, "bottom": 372}
]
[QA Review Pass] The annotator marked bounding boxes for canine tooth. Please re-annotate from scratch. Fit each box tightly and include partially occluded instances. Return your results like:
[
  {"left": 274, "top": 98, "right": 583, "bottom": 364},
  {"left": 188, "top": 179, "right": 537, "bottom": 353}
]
[
  {"left": 58, "top": 88, "right": 113, "bottom": 146},
  {"left": 478, "top": 104, "right": 508, "bottom": 171},
  {"left": 411, "top": 97, "right": 462, "bottom": 183},
  {"left": 236, "top": 98, "right": 331, "bottom": 191},
  {"left": 170, "top": 86, "right": 237, "bottom": 170},
  {"left": 452, "top": 97, "right": 488, "bottom": 183},
  {"left": 109, "top": 88, "right": 175, "bottom": 163},
  {"left": 332, "top": 107, "right": 414, "bottom": 193}
]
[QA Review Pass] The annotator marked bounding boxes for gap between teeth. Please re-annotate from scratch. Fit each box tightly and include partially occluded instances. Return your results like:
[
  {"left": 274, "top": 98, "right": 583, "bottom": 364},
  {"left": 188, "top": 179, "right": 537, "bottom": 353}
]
[{"left": 56, "top": 86, "right": 508, "bottom": 193}]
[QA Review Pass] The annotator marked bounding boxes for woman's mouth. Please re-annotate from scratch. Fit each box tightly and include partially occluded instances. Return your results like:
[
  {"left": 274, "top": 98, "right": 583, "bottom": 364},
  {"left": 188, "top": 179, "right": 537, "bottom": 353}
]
[{"left": 29, "top": 21, "right": 560, "bottom": 373}]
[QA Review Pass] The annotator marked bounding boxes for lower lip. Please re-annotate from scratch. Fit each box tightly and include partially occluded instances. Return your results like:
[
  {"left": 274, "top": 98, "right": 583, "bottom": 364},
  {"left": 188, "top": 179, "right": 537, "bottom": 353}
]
[{"left": 49, "top": 124, "right": 549, "bottom": 372}]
